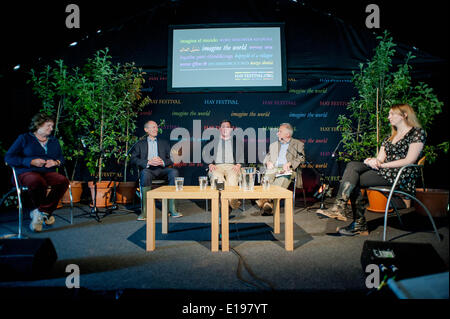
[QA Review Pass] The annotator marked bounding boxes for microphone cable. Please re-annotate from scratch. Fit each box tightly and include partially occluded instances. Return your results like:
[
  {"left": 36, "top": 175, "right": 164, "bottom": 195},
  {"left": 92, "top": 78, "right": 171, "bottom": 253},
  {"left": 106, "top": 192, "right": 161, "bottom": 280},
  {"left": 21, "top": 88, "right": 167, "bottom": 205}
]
[{"left": 230, "top": 222, "right": 276, "bottom": 291}]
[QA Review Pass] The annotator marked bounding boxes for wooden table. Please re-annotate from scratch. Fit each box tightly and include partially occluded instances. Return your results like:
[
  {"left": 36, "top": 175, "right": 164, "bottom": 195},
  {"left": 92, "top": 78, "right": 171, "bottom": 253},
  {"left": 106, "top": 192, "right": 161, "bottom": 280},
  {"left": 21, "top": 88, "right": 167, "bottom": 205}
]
[
  {"left": 146, "top": 186, "right": 220, "bottom": 252},
  {"left": 220, "top": 185, "right": 294, "bottom": 251}
]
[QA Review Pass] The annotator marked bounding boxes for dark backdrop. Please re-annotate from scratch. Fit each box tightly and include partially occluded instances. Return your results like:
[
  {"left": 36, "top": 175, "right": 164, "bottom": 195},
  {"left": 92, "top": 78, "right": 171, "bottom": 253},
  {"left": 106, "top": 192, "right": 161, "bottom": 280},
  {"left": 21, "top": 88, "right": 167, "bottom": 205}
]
[{"left": 1, "top": 0, "right": 448, "bottom": 194}]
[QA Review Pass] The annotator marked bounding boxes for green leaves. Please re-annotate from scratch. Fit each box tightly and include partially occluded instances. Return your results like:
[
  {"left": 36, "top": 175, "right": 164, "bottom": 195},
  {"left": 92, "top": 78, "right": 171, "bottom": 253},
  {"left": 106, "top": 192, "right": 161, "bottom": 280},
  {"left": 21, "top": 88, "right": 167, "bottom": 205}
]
[
  {"left": 28, "top": 48, "right": 150, "bottom": 181},
  {"left": 337, "top": 30, "right": 445, "bottom": 163}
]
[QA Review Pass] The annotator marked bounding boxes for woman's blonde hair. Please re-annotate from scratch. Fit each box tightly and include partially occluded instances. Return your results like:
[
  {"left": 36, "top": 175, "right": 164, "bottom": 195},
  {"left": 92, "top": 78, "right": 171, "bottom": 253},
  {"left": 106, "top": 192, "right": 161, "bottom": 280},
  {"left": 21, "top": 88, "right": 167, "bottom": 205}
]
[{"left": 388, "top": 104, "right": 422, "bottom": 141}]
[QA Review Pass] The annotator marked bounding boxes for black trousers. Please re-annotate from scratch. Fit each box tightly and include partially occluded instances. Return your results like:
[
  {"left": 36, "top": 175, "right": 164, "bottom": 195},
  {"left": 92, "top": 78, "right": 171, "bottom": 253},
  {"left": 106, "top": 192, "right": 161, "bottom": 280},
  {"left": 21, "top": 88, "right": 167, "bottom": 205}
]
[
  {"left": 139, "top": 166, "right": 179, "bottom": 189},
  {"left": 341, "top": 161, "right": 391, "bottom": 205},
  {"left": 342, "top": 161, "right": 390, "bottom": 188}
]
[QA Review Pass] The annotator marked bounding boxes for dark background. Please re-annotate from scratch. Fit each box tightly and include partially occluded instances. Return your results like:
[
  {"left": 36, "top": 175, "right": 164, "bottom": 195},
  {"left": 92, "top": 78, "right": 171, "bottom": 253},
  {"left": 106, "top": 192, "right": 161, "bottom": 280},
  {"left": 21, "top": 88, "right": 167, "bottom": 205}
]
[{"left": 1, "top": 0, "right": 448, "bottom": 192}]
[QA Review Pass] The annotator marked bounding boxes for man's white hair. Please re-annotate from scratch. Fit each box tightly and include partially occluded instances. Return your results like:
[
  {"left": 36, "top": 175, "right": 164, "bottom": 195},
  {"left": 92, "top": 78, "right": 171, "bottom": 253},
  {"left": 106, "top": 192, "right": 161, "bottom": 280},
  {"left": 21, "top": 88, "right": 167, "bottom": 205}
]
[{"left": 280, "top": 123, "right": 293, "bottom": 136}]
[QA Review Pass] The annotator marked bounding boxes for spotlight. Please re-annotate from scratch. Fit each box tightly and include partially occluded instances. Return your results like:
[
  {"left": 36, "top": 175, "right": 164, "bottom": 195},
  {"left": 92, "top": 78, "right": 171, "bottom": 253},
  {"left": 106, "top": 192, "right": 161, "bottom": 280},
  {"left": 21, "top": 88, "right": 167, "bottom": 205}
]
[
  {"left": 97, "top": 29, "right": 102, "bottom": 34},
  {"left": 13, "top": 64, "right": 21, "bottom": 71},
  {"left": 69, "top": 41, "right": 78, "bottom": 47}
]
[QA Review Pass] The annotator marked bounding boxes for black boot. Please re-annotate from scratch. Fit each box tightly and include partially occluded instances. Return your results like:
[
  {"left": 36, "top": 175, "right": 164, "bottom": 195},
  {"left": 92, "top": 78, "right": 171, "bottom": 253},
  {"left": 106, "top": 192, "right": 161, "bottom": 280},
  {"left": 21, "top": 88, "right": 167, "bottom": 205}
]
[
  {"left": 337, "top": 193, "right": 369, "bottom": 236},
  {"left": 316, "top": 181, "right": 355, "bottom": 221}
]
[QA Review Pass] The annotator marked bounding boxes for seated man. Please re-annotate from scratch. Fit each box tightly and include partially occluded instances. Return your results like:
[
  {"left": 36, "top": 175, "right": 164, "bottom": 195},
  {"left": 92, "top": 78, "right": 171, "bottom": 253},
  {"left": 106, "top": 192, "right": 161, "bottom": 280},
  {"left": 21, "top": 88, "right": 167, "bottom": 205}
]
[
  {"left": 131, "top": 120, "right": 182, "bottom": 220},
  {"left": 255, "top": 123, "right": 305, "bottom": 216},
  {"left": 208, "top": 120, "right": 243, "bottom": 210}
]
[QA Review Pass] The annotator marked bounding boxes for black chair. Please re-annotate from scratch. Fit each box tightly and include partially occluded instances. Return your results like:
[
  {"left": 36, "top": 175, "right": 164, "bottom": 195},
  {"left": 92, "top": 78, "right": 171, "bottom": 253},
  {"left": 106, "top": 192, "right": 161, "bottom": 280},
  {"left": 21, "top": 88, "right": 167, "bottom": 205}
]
[
  {"left": 368, "top": 157, "right": 440, "bottom": 242},
  {"left": 292, "top": 166, "right": 307, "bottom": 208}
]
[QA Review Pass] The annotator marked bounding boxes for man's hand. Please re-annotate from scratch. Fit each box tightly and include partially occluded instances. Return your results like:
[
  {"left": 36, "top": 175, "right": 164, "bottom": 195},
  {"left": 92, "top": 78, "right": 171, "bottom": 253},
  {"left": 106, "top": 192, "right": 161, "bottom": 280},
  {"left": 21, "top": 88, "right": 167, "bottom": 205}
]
[
  {"left": 209, "top": 164, "right": 217, "bottom": 172},
  {"left": 266, "top": 161, "right": 274, "bottom": 170},
  {"left": 148, "top": 157, "right": 164, "bottom": 167},
  {"left": 232, "top": 164, "right": 241, "bottom": 174},
  {"left": 30, "top": 158, "right": 47, "bottom": 167},
  {"left": 283, "top": 162, "right": 292, "bottom": 172}
]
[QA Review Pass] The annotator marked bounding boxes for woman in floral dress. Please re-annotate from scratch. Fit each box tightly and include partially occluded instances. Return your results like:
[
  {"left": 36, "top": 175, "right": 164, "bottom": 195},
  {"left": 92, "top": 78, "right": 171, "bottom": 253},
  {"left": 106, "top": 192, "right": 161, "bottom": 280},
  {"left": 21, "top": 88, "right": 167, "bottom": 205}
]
[{"left": 317, "top": 104, "right": 426, "bottom": 236}]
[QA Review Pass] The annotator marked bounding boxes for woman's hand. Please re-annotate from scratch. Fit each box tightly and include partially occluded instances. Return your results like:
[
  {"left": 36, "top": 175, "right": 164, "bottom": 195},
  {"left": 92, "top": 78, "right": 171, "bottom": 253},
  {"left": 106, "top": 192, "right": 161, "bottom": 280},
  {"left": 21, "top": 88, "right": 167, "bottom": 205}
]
[
  {"left": 45, "top": 160, "right": 60, "bottom": 168},
  {"left": 364, "top": 158, "right": 381, "bottom": 170},
  {"left": 30, "top": 158, "right": 47, "bottom": 167}
]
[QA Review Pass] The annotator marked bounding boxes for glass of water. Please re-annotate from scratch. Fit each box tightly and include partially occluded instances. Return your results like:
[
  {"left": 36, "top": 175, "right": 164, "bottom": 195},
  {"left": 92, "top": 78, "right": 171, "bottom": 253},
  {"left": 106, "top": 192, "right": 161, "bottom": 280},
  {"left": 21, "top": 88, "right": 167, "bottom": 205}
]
[
  {"left": 199, "top": 176, "right": 208, "bottom": 190},
  {"left": 175, "top": 177, "right": 184, "bottom": 191},
  {"left": 210, "top": 176, "right": 218, "bottom": 190},
  {"left": 262, "top": 176, "right": 270, "bottom": 190}
]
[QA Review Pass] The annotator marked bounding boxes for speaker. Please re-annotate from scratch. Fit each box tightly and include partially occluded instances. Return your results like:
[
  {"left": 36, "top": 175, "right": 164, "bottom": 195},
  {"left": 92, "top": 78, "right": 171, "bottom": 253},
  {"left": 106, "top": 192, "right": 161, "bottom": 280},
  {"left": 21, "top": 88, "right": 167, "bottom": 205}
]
[
  {"left": 0, "top": 238, "right": 57, "bottom": 281},
  {"left": 361, "top": 240, "right": 446, "bottom": 280}
]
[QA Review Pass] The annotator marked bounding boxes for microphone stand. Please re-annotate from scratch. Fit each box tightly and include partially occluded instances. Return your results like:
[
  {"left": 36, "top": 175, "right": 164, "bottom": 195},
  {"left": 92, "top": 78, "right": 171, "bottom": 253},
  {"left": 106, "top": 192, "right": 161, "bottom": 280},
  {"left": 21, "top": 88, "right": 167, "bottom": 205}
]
[
  {"left": 288, "top": 149, "right": 328, "bottom": 210},
  {"left": 302, "top": 157, "right": 328, "bottom": 210},
  {"left": 99, "top": 137, "right": 146, "bottom": 218},
  {"left": 126, "top": 136, "right": 147, "bottom": 214}
]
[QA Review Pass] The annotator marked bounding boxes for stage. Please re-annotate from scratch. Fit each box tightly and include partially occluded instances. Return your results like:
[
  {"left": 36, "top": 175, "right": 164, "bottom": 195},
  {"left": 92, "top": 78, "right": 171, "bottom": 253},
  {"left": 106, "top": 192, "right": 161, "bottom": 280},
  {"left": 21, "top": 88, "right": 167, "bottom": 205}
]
[{"left": 0, "top": 198, "right": 448, "bottom": 303}]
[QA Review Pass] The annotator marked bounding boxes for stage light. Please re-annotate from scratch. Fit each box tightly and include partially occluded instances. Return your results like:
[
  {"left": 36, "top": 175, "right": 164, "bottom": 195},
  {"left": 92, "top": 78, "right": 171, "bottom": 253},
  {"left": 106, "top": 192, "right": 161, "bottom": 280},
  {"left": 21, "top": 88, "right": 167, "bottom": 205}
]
[
  {"left": 69, "top": 41, "right": 78, "bottom": 47},
  {"left": 13, "top": 64, "right": 21, "bottom": 71},
  {"left": 97, "top": 29, "right": 102, "bottom": 34}
]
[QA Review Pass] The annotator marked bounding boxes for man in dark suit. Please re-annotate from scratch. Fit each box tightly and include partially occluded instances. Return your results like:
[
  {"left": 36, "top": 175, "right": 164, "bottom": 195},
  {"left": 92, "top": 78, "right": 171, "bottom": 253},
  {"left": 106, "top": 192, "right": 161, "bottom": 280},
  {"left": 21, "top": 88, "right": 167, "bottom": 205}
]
[{"left": 131, "top": 120, "right": 182, "bottom": 220}]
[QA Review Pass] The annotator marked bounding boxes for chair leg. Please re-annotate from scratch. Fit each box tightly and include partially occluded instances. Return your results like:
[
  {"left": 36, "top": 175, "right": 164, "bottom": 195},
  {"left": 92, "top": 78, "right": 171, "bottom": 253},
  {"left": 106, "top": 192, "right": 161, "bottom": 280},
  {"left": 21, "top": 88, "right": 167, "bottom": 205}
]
[
  {"left": 411, "top": 197, "right": 441, "bottom": 242},
  {"left": 293, "top": 189, "right": 296, "bottom": 208},
  {"left": 302, "top": 189, "right": 307, "bottom": 208},
  {"left": 390, "top": 201, "right": 404, "bottom": 229},
  {"left": 68, "top": 183, "right": 74, "bottom": 225}
]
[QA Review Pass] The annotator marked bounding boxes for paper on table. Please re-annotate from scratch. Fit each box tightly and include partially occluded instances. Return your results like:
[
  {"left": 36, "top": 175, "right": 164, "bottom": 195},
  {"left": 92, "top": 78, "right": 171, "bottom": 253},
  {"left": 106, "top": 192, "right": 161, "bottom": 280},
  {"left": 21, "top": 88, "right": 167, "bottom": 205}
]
[{"left": 276, "top": 170, "right": 293, "bottom": 178}]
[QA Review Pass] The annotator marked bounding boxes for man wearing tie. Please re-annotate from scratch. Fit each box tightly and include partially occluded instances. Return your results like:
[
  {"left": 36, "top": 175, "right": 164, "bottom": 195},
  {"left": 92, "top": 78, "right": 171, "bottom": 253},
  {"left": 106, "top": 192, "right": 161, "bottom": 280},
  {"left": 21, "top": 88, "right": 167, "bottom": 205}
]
[{"left": 131, "top": 120, "right": 182, "bottom": 220}]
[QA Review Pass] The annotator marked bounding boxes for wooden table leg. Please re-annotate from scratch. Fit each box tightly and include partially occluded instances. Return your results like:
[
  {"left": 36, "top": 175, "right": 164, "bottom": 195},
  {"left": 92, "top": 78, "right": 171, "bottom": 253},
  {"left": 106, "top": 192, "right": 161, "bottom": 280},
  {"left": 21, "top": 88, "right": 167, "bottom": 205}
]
[
  {"left": 221, "top": 198, "right": 229, "bottom": 252},
  {"left": 284, "top": 197, "right": 294, "bottom": 251},
  {"left": 273, "top": 199, "right": 280, "bottom": 234},
  {"left": 211, "top": 198, "right": 219, "bottom": 252},
  {"left": 162, "top": 199, "right": 168, "bottom": 234},
  {"left": 146, "top": 198, "right": 156, "bottom": 251}
]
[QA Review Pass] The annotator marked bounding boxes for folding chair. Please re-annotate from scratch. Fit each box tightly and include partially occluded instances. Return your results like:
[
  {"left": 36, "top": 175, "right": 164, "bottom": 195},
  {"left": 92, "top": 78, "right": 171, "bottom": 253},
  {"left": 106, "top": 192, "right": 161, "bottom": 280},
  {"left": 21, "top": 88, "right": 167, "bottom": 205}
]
[
  {"left": 368, "top": 157, "right": 440, "bottom": 242},
  {"left": 1, "top": 163, "right": 73, "bottom": 239}
]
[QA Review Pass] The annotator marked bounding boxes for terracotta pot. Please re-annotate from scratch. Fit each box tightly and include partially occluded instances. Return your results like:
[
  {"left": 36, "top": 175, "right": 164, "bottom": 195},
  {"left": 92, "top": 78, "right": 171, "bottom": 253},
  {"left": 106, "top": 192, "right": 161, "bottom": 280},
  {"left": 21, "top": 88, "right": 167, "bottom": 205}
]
[
  {"left": 414, "top": 188, "right": 449, "bottom": 218},
  {"left": 88, "top": 181, "right": 118, "bottom": 208},
  {"left": 366, "top": 189, "right": 393, "bottom": 213},
  {"left": 61, "top": 181, "right": 84, "bottom": 204},
  {"left": 115, "top": 182, "right": 137, "bottom": 204}
]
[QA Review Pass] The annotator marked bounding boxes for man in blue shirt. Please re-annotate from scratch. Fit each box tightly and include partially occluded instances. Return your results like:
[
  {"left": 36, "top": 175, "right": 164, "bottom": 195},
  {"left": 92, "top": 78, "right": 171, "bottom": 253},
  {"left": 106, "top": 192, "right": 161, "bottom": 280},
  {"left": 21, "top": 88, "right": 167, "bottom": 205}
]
[
  {"left": 131, "top": 120, "right": 182, "bottom": 220},
  {"left": 256, "top": 123, "right": 305, "bottom": 215}
]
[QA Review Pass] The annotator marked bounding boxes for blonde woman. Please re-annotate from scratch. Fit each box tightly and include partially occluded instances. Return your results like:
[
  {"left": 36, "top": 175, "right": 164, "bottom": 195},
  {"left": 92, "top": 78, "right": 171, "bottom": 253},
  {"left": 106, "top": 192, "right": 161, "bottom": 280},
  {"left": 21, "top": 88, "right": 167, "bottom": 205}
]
[{"left": 317, "top": 104, "right": 425, "bottom": 236}]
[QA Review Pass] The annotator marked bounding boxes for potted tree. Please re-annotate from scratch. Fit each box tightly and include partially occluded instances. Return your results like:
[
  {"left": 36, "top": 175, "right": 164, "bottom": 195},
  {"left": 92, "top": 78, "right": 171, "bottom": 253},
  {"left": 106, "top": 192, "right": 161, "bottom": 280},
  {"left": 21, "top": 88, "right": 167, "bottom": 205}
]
[
  {"left": 415, "top": 143, "right": 449, "bottom": 217},
  {"left": 337, "top": 31, "right": 447, "bottom": 212},
  {"left": 114, "top": 63, "right": 149, "bottom": 204},
  {"left": 73, "top": 49, "right": 122, "bottom": 208},
  {"left": 28, "top": 60, "right": 85, "bottom": 204}
]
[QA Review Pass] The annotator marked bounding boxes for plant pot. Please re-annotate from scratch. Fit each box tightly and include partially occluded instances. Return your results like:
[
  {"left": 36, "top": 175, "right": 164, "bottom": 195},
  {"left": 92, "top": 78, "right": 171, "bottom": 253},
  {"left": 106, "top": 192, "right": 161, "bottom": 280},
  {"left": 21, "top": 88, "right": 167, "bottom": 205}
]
[
  {"left": 61, "top": 181, "right": 84, "bottom": 204},
  {"left": 88, "top": 181, "right": 118, "bottom": 208},
  {"left": 414, "top": 188, "right": 449, "bottom": 218},
  {"left": 115, "top": 181, "right": 137, "bottom": 204},
  {"left": 366, "top": 189, "right": 393, "bottom": 213}
]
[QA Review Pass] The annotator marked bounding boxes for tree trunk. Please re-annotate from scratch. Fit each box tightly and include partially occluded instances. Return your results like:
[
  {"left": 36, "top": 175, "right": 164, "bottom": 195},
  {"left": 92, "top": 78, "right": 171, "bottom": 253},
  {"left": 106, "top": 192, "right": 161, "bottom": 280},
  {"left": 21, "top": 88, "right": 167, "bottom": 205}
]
[{"left": 98, "top": 103, "right": 104, "bottom": 182}]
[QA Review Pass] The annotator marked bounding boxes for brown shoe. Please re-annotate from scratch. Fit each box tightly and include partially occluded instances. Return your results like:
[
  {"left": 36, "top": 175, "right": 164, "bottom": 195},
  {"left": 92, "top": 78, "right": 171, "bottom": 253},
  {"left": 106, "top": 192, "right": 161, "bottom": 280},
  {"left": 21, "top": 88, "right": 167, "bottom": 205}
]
[
  {"left": 316, "top": 204, "right": 347, "bottom": 221},
  {"left": 255, "top": 199, "right": 269, "bottom": 208},
  {"left": 229, "top": 199, "right": 242, "bottom": 210},
  {"left": 262, "top": 202, "right": 273, "bottom": 216}
]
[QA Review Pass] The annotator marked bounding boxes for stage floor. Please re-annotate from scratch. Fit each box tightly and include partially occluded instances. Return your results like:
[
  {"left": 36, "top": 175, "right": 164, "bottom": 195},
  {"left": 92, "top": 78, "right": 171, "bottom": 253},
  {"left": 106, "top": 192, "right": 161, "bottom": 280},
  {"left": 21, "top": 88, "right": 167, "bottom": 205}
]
[{"left": 0, "top": 198, "right": 448, "bottom": 300}]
